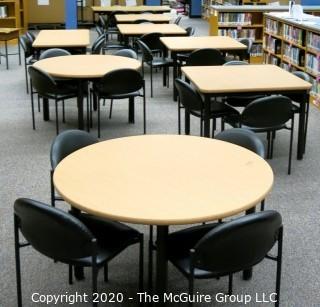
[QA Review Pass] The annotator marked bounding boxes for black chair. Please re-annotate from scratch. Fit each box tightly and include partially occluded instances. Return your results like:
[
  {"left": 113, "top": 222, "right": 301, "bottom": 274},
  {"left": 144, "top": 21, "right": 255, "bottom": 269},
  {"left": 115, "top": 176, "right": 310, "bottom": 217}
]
[
  {"left": 91, "top": 35, "right": 106, "bottom": 54},
  {"left": 114, "top": 48, "right": 138, "bottom": 59},
  {"left": 239, "top": 37, "right": 253, "bottom": 61},
  {"left": 92, "top": 68, "right": 146, "bottom": 137},
  {"left": 185, "top": 26, "right": 195, "bottom": 36},
  {"left": 28, "top": 66, "right": 78, "bottom": 134},
  {"left": 139, "top": 32, "right": 163, "bottom": 56},
  {"left": 223, "top": 61, "right": 265, "bottom": 107},
  {"left": 186, "top": 48, "right": 225, "bottom": 66},
  {"left": 176, "top": 26, "right": 195, "bottom": 64},
  {"left": 166, "top": 211, "right": 283, "bottom": 307},
  {"left": 26, "top": 31, "right": 36, "bottom": 43},
  {"left": 133, "top": 19, "right": 154, "bottom": 24},
  {"left": 226, "top": 95, "right": 294, "bottom": 174},
  {"left": 175, "top": 78, "right": 239, "bottom": 136},
  {"left": 50, "top": 130, "right": 98, "bottom": 207},
  {"left": 215, "top": 128, "right": 266, "bottom": 210},
  {"left": 14, "top": 198, "right": 144, "bottom": 307},
  {"left": 137, "top": 39, "right": 173, "bottom": 97},
  {"left": 19, "top": 35, "right": 37, "bottom": 93},
  {"left": 39, "top": 48, "right": 70, "bottom": 60},
  {"left": 290, "top": 71, "right": 311, "bottom": 153}
]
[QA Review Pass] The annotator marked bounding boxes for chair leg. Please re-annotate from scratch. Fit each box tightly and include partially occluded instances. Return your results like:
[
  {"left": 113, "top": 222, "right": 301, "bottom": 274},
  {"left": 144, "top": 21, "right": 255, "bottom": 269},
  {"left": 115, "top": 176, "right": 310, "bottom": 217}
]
[
  {"left": 260, "top": 199, "right": 265, "bottom": 211},
  {"left": 14, "top": 215, "right": 22, "bottom": 307},
  {"left": 37, "top": 95, "right": 41, "bottom": 112},
  {"left": 188, "top": 274, "right": 194, "bottom": 307},
  {"left": 275, "top": 227, "right": 283, "bottom": 307},
  {"left": 62, "top": 100, "right": 65, "bottom": 123},
  {"left": 288, "top": 117, "right": 294, "bottom": 175},
  {"left": 143, "top": 87, "right": 146, "bottom": 134},
  {"left": 270, "top": 131, "right": 276, "bottom": 159},
  {"left": 304, "top": 101, "right": 310, "bottom": 153},
  {"left": 50, "top": 170, "right": 55, "bottom": 207},
  {"left": 150, "top": 65, "right": 153, "bottom": 98},
  {"left": 139, "top": 234, "right": 144, "bottom": 292},
  {"left": 55, "top": 99, "right": 59, "bottom": 135},
  {"left": 92, "top": 257, "right": 98, "bottom": 307},
  {"left": 69, "top": 265, "right": 73, "bottom": 285},
  {"left": 148, "top": 225, "right": 153, "bottom": 293},
  {"left": 178, "top": 99, "right": 181, "bottom": 135},
  {"left": 104, "top": 264, "right": 108, "bottom": 282},
  {"left": 24, "top": 59, "right": 29, "bottom": 94},
  {"left": 30, "top": 87, "right": 35, "bottom": 130},
  {"left": 97, "top": 97, "right": 101, "bottom": 138},
  {"left": 228, "top": 274, "right": 233, "bottom": 295},
  {"left": 266, "top": 132, "right": 271, "bottom": 159},
  {"left": 109, "top": 99, "right": 113, "bottom": 119}
]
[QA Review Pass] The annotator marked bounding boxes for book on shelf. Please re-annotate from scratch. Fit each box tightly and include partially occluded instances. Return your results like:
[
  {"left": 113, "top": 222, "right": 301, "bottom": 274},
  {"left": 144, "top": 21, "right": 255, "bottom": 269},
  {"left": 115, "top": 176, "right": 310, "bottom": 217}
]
[
  {"left": 264, "top": 36, "right": 282, "bottom": 54},
  {"left": 306, "top": 53, "right": 320, "bottom": 75},
  {"left": 265, "top": 18, "right": 280, "bottom": 36},
  {"left": 307, "top": 32, "right": 320, "bottom": 52},
  {"left": 283, "top": 43, "right": 305, "bottom": 67},
  {"left": 0, "top": 5, "right": 8, "bottom": 18},
  {"left": 283, "top": 24, "right": 305, "bottom": 46},
  {"left": 218, "top": 28, "right": 256, "bottom": 39}
]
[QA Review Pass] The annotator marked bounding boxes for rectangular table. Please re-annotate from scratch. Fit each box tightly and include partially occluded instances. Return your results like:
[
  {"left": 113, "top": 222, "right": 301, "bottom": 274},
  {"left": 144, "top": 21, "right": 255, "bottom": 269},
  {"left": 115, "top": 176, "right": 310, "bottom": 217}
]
[
  {"left": 181, "top": 64, "right": 312, "bottom": 160},
  {"left": 115, "top": 13, "right": 171, "bottom": 24},
  {"left": 160, "top": 36, "right": 248, "bottom": 100},
  {"left": 0, "top": 28, "right": 21, "bottom": 69},
  {"left": 32, "top": 29, "right": 90, "bottom": 53}
]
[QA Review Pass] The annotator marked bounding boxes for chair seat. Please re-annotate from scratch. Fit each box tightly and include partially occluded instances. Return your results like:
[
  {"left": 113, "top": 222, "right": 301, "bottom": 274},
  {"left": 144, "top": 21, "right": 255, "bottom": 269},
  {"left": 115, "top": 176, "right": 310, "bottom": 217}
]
[
  {"left": 27, "top": 57, "right": 37, "bottom": 65},
  {"left": 292, "top": 103, "right": 299, "bottom": 113},
  {"left": 94, "top": 88, "right": 141, "bottom": 100},
  {"left": 149, "top": 58, "right": 173, "bottom": 67},
  {"left": 190, "top": 102, "right": 239, "bottom": 119},
  {"left": 73, "top": 213, "right": 141, "bottom": 266},
  {"left": 167, "top": 223, "right": 219, "bottom": 278},
  {"left": 225, "top": 95, "right": 264, "bottom": 107}
]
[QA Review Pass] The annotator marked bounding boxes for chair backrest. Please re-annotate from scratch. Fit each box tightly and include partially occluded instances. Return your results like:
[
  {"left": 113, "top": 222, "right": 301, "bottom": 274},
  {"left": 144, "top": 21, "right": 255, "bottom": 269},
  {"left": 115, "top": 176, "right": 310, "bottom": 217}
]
[
  {"left": 140, "top": 32, "right": 163, "bottom": 52},
  {"left": 95, "top": 69, "right": 144, "bottom": 96},
  {"left": 292, "top": 71, "right": 311, "bottom": 83},
  {"left": 239, "top": 38, "right": 253, "bottom": 54},
  {"left": 28, "top": 66, "right": 58, "bottom": 97},
  {"left": 223, "top": 60, "right": 248, "bottom": 66},
  {"left": 185, "top": 26, "right": 195, "bottom": 36},
  {"left": 26, "top": 31, "right": 36, "bottom": 43},
  {"left": 114, "top": 48, "right": 138, "bottom": 59},
  {"left": 241, "top": 95, "right": 293, "bottom": 129},
  {"left": 215, "top": 128, "right": 265, "bottom": 158},
  {"left": 39, "top": 48, "right": 71, "bottom": 60},
  {"left": 50, "top": 130, "right": 98, "bottom": 169},
  {"left": 175, "top": 78, "right": 203, "bottom": 112},
  {"left": 186, "top": 48, "right": 225, "bottom": 66},
  {"left": 91, "top": 35, "right": 105, "bottom": 54},
  {"left": 19, "top": 35, "right": 33, "bottom": 57},
  {"left": 193, "top": 210, "right": 282, "bottom": 275},
  {"left": 14, "top": 198, "right": 95, "bottom": 261},
  {"left": 174, "top": 15, "right": 182, "bottom": 25},
  {"left": 95, "top": 24, "right": 104, "bottom": 36},
  {"left": 136, "top": 39, "right": 153, "bottom": 63},
  {"left": 133, "top": 19, "right": 154, "bottom": 24},
  {"left": 99, "top": 15, "right": 107, "bottom": 29}
]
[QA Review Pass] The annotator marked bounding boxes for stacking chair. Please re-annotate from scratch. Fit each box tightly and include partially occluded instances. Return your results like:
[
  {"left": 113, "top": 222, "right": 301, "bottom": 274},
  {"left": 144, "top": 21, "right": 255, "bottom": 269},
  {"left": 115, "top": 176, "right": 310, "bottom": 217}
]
[
  {"left": 223, "top": 60, "right": 264, "bottom": 107},
  {"left": 91, "top": 35, "right": 106, "bottom": 54},
  {"left": 26, "top": 31, "right": 36, "bottom": 43},
  {"left": 92, "top": 69, "right": 146, "bottom": 137},
  {"left": 175, "top": 78, "right": 239, "bottom": 136},
  {"left": 50, "top": 130, "right": 98, "bottom": 208},
  {"left": 139, "top": 32, "right": 163, "bottom": 56},
  {"left": 19, "top": 35, "right": 37, "bottom": 93},
  {"left": 28, "top": 66, "right": 78, "bottom": 134},
  {"left": 225, "top": 95, "right": 294, "bottom": 174},
  {"left": 215, "top": 128, "right": 266, "bottom": 210},
  {"left": 186, "top": 48, "right": 225, "bottom": 66},
  {"left": 14, "top": 198, "right": 144, "bottom": 307},
  {"left": 174, "top": 15, "right": 182, "bottom": 25},
  {"left": 166, "top": 211, "right": 283, "bottom": 307},
  {"left": 137, "top": 39, "right": 173, "bottom": 97},
  {"left": 176, "top": 26, "right": 196, "bottom": 64}
]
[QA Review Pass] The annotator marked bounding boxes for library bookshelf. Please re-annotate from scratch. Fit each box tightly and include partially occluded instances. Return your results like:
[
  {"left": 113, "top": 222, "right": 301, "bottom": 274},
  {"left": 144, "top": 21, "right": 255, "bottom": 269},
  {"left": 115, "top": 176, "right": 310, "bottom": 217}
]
[
  {"left": 264, "top": 12, "right": 320, "bottom": 108},
  {"left": 206, "top": 5, "right": 320, "bottom": 64},
  {"left": 0, "top": 0, "right": 28, "bottom": 33}
]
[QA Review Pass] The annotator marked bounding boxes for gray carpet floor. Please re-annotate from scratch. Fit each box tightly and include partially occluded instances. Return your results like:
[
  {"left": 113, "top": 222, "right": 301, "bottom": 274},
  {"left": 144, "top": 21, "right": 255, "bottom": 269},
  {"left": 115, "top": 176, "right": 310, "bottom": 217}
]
[{"left": 1, "top": 17, "right": 320, "bottom": 307}]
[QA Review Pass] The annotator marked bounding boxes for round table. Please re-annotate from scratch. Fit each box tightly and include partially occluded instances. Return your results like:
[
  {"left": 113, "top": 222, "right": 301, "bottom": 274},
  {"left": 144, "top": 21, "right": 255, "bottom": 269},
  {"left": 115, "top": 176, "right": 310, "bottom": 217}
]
[
  {"left": 33, "top": 55, "right": 141, "bottom": 129},
  {"left": 53, "top": 135, "right": 273, "bottom": 301}
]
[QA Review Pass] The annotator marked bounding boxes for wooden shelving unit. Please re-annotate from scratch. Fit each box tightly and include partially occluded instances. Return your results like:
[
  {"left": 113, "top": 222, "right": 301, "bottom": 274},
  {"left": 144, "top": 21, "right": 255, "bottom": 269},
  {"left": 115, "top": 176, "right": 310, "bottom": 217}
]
[
  {"left": 0, "top": 0, "right": 27, "bottom": 33},
  {"left": 206, "top": 5, "right": 320, "bottom": 64},
  {"left": 264, "top": 12, "right": 320, "bottom": 108}
]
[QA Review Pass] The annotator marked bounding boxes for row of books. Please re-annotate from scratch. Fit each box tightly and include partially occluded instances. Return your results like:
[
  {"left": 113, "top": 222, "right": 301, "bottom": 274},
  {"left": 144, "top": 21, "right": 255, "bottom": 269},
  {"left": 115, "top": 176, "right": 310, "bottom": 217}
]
[
  {"left": 218, "top": 29, "right": 256, "bottom": 39},
  {"left": 218, "top": 13, "right": 252, "bottom": 26},
  {"left": 264, "top": 37, "right": 281, "bottom": 54},
  {"left": 307, "top": 32, "right": 320, "bottom": 52},
  {"left": 265, "top": 19, "right": 280, "bottom": 36},
  {"left": 306, "top": 54, "right": 320, "bottom": 75},
  {"left": 311, "top": 77, "right": 320, "bottom": 97},
  {"left": 251, "top": 44, "right": 263, "bottom": 57},
  {"left": 265, "top": 54, "right": 280, "bottom": 66},
  {"left": 283, "top": 43, "right": 305, "bottom": 67},
  {"left": 283, "top": 24, "right": 305, "bottom": 46}
]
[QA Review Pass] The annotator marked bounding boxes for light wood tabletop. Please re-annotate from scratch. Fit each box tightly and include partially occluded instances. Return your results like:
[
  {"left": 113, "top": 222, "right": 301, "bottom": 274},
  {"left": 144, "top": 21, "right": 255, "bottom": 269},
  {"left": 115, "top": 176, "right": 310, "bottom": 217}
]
[
  {"left": 0, "top": 28, "right": 19, "bottom": 41},
  {"left": 92, "top": 5, "right": 171, "bottom": 13},
  {"left": 32, "top": 29, "right": 90, "bottom": 48},
  {"left": 115, "top": 13, "right": 171, "bottom": 23},
  {"left": 118, "top": 24, "right": 186, "bottom": 35},
  {"left": 0, "top": 28, "right": 20, "bottom": 34},
  {"left": 33, "top": 54, "right": 141, "bottom": 79},
  {"left": 53, "top": 135, "right": 273, "bottom": 226},
  {"left": 160, "top": 36, "right": 247, "bottom": 52},
  {"left": 182, "top": 64, "right": 312, "bottom": 94}
]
